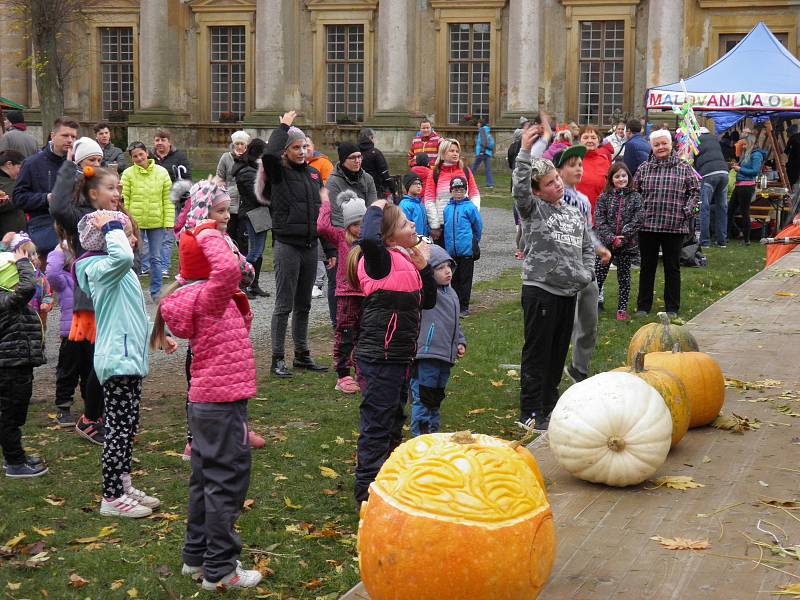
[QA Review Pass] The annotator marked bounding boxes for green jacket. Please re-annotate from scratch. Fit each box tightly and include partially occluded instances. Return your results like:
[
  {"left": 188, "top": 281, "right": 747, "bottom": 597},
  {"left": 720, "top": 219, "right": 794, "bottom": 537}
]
[
  {"left": 121, "top": 159, "right": 174, "bottom": 229},
  {"left": 75, "top": 225, "right": 149, "bottom": 384}
]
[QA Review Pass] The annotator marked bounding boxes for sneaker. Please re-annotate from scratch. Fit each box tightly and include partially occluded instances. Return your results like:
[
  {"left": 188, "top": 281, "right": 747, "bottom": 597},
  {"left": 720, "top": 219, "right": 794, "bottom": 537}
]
[
  {"left": 99, "top": 493, "right": 152, "bottom": 518},
  {"left": 311, "top": 285, "right": 324, "bottom": 299},
  {"left": 609, "top": 263, "right": 617, "bottom": 271},
  {"left": 665, "top": 311, "right": 678, "bottom": 319},
  {"left": 634, "top": 310, "right": 649, "bottom": 317},
  {"left": 616, "top": 310, "right": 630, "bottom": 322},
  {"left": 335, "top": 375, "right": 360, "bottom": 394},
  {"left": 201, "top": 561, "right": 263, "bottom": 591},
  {"left": 55, "top": 408, "right": 75, "bottom": 427},
  {"left": 182, "top": 564, "right": 203, "bottom": 581},
  {"left": 139, "top": 268, "right": 149, "bottom": 277},
  {"left": 248, "top": 430, "right": 266, "bottom": 449},
  {"left": 533, "top": 417, "right": 550, "bottom": 433},
  {"left": 182, "top": 442, "right": 192, "bottom": 462},
  {"left": 459, "top": 309, "right": 470, "bottom": 318},
  {"left": 75, "top": 415, "right": 105, "bottom": 445},
  {"left": 564, "top": 364, "right": 587, "bottom": 384},
  {"left": 5, "top": 460, "right": 48, "bottom": 478},
  {"left": 162, "top": 269, "right": 169, "bottom": 277},
  {"left": 514, "top": 250, "right": 524, "bottom": 260},
  {"left": 127, "top": 486, "right": 161, "bottom": 510},
  {"left": 3, "top": 455, "right": 44, "bottom": 471}
]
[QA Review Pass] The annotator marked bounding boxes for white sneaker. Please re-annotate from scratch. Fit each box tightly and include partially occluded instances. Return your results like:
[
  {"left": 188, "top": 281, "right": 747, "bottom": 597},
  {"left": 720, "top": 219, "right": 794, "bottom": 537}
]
[
  {"left": 311, "top": 285, "right": 324, "bottom": 299},
  {"left": 201, "top": 561, "right": 263, "bottom": 591},
  {"left": 99, "top": 493, "right": 153, "bottom": 518},
  {"left": 181, "top": 564, "right": 203, "bottom": 581},
  {"left": 127, "top": 486, "right": 161, "bottom": 510}
]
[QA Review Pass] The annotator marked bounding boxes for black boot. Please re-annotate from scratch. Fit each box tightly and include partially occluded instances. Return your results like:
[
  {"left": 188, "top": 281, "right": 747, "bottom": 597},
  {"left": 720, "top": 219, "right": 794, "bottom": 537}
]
[
  {"left": 271, "top": 355, "right": 292, "bottom": 378},
  {"left": 248, "top": 257, "right": 270, "bottom": 297},
  {"left": 293, "top": 351, "right": 328, "bottom": 372}
]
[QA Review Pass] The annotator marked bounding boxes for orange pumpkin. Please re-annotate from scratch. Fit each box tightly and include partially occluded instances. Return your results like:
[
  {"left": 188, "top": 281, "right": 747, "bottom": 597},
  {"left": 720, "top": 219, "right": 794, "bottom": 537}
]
[
  {"left": 358, "top": 432, "right": 555, "bottom": 600},
  {"left": 644, "top": 345, "right": 725, "bottom": 428},
  {"left": 627, "top": 312, "right": 699, "bottom": 364},
  {"left": 614, "top": 351, "right": 691, "bottom": 448}
]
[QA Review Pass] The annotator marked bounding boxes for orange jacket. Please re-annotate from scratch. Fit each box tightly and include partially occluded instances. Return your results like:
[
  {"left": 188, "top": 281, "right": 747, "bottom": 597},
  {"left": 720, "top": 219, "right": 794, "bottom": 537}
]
[{"left": 308, "top": 154, "right": 334, "bottom": 185}]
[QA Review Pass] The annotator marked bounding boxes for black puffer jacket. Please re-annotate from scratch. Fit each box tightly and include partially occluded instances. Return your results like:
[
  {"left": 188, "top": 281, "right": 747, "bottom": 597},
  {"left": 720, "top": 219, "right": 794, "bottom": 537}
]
[
  {"left": 358, "top": 139, "right": 394, "bottom": 196},
  {"left": 0, "top": 258, "right": 46, "bottom": 368},
  {"left": 694, "top": 134, "right": 729, "bottom": 177},
  {"left": 593, "top": 188, "right": 644, "bottom": 253},
  {"left": 261, "top": 124, "right": 322, "bottom": 249},
  {"left": 151, "top": 147, "right": 192, "bottom": 183}
]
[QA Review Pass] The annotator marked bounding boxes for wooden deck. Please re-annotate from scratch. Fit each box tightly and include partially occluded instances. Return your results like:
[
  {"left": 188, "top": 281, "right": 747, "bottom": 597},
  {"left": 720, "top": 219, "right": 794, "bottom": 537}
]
[{"left": 344, "top": 249, "right": 800, "bottom": 600}]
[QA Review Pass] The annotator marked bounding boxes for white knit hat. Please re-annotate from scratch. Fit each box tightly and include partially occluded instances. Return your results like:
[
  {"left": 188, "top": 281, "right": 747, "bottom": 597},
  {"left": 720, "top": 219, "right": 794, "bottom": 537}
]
[
  {"left": 338, "top": 190, "right": 367, "bottom": 228},
  {"left": 73, "top": 137, "right": 104, "bottom": 165}
]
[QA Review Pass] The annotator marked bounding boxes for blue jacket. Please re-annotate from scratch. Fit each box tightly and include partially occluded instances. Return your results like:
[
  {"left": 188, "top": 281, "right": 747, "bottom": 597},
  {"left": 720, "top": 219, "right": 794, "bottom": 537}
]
[
  {"left": 12, "top": 143, "right": 64, "bottom": 253},
  {"left": 736, "top": 150, "right": 767, "bottom": 183},
  {"left": 75, "top": 224, "right": 149, "bottom": 384},
  {"left": 475, "top": 125, "right": 495, "bottom": 157},
  {"left": 416, "top": 246, "right": 466, "bottom": 364},
  {"left": 443, "top": 197, "right": 482, "bottom": 258},
  {"left": 622, "top": 134, "right": 651, "bottom": 178},
  {"left": 398, "top": 194, "right": 430, "bottom": 237}
]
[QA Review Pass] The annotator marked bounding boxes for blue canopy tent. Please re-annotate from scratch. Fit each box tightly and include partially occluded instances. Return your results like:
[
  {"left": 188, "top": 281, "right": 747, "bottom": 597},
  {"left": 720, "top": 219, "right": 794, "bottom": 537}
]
[{"left": 645, "top": 22, "right": 800, "bottom": 187}]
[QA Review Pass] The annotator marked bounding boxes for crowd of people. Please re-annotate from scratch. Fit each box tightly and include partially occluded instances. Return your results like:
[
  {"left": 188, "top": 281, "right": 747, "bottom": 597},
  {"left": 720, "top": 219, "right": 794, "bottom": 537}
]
[{"left": 0, "top": 106, "right": 787, "bottom": 590}]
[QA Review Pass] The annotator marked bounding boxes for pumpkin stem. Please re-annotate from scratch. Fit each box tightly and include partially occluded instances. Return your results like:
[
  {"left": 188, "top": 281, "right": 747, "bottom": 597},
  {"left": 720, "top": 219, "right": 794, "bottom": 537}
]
[
  {"left": 632, "top": 351, "right": 646, "bottom": 373},
  {"left": 451, "top": 431, "right": 476, "bottom": 444},
  {"left": 657, "top": 311, "right": 670, "bottom": 326},
  {"left": 672, "top": 343, "right": 681, "bottom": 353},
  {"left": 607, "top": 436, "right": 626, "bottom": 452}
]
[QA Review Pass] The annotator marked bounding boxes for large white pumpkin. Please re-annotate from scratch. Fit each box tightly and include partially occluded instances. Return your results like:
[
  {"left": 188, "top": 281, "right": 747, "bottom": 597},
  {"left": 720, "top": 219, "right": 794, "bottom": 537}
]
[{"left": 548, "top": 372, "right": 672, "bottom": 487}]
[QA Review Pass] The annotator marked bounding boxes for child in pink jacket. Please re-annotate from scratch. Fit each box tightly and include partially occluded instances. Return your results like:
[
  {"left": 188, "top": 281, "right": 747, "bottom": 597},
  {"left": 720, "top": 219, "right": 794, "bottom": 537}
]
[
  {"left": 317, "top": 190, "right": 366, "bottom": 394},
  {"left": 150, "top": 223, "right": 262, "bottom": 591}
]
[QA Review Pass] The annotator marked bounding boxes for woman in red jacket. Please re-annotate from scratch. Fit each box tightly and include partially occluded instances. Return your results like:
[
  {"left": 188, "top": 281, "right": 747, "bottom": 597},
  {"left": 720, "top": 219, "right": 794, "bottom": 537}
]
[{"left": 576, "top": 124, "right": 613, "bottom": 222}]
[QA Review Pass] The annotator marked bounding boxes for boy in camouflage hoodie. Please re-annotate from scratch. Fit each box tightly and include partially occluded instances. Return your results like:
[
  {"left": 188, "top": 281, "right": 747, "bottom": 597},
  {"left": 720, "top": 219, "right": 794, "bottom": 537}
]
[{"left": 512, "top": 127, "right": 595, "bottom": 432}]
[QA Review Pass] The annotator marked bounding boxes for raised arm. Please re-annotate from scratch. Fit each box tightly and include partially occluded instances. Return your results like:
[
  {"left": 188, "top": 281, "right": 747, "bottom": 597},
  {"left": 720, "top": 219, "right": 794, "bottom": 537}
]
[
  {"left": 49, "top": 161, "right": 83, "bottom": 233},
  {"left": 359, "top": 203, "right": 392, "bottom": 280}
]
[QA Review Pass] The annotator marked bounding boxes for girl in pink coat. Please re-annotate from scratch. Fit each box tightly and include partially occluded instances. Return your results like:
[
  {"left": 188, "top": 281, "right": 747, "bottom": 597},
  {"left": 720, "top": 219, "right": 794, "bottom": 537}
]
[{"left": 149, "top": 202, "right": 262, "bottom": 591}]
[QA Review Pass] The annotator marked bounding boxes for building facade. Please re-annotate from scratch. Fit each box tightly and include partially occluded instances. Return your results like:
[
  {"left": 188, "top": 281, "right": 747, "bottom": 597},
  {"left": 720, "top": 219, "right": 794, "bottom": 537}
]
[{"left": 0, "top": 0, "right": 798, "bottom": 166}]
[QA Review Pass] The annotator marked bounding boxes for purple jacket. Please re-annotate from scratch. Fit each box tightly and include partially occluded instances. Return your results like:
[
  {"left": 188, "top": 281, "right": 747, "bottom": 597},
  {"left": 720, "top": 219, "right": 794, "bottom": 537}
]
[{"left": 45, "top": 247, "right": 74, "bottom": 338}]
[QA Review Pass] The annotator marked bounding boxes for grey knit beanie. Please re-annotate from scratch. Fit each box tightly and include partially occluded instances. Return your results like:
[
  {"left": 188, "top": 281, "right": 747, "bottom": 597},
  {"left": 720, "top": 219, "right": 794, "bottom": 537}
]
[{"left": 284, "top": 126, "right": 306, "bottom": 150}]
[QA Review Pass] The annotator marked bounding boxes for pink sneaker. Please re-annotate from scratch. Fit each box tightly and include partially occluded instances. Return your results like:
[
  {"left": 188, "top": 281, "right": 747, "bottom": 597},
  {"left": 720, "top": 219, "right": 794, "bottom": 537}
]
[
  {"left": 248, "top": 430, "right": 265, "bottom": 449},
  {"left": 182, "top": 442, "right": 192, "bottom": 462},
  {"left": 335, "top": 375, "right": 360, "bottom": 394},
  {"left": 616, "top": 310, "right": 630, "bottom": 321}
]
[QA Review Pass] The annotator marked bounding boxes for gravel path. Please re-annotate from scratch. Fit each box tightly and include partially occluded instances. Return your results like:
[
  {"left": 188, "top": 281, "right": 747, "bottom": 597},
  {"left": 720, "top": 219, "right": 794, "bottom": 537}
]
[{"left": 34, "top": 206, "right": 518, "bottom": 397}]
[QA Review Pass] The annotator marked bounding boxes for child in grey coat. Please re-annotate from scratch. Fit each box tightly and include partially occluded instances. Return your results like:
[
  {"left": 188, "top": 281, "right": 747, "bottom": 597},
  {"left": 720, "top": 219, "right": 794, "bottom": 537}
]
[{"left": 410, "top": 245, "right": 466, "bottom": 436}]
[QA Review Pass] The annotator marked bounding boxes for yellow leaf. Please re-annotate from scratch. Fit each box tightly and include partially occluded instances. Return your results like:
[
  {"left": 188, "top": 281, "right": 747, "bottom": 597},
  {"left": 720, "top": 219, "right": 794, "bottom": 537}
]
[
  {"left": 162, "top": 450, "right": 185, "bottom": 458},
  {"left": 650, "top": 536, "right": 710, "bottom": 550},
  {"left": 68, "top": 574, "right": 90, "bottom": 588},
  {"left": 319, "top": 466, "right": 339, "bottom": 479},
  {"left": 775, "top": 291, "right": 798, "bottom": 297},
  {"left": 648, "top": 476, "right": 706, "bottom": 490},
  {"left": 110, "top": 580, "right": 124, "bottom": 591},
  {"left": 32, "top": 527, "right": 55, "bottom": 537},
  {"left": 463, "top": 370, "right": 475, "bottom": 376},
  {"left": 6, "top": 583, "right": 20, "bottom": 591},
  {"left": 335, "top": 436, "right": 345, "bottom": 445},
  {"left": 44, "top": 495, "right": 65, "bottom": 506},
  {"left": 281, "top": 452, "right": 295, "bottom": 459},
  {"left": 72, "top": 536, "right": 101, "bottom": 544},
  {"left": 127, "top": 588, "right": 139, "bottom": 598},
  {"left": 774, "top": 583, "right": 800, "bottom": 597},
  {"left": 98, "top": 525, "right": 117, "bottom": 538},
  {"left": 702, "top": 456, "right": 711, "bottom": 464},
  {"left": 467, "top": 408, "right": 487, "bottom": 415},
  {"left": 273, "top": 474, "right": 288, "bottom": 482},
  {"left": 284, "top": 496, "right": 302, "bottom": 509},
  {"left": 47, "top": 413, "right": 57, "bottom": 420},
  {"left": 2, "top": 532, "right": 26, "bottom": 550},
  {"left": 490, "top": 379, "right": 505, "bottom": 388}
]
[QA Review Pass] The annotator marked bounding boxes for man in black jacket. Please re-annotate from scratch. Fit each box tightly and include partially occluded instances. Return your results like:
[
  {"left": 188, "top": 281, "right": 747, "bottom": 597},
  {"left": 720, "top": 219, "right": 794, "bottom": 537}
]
[
  {"left": 695, "top": 127, "right": 730, "bottom": 247},
  {"left": 357, "top": 128, "right": 394, "bottom": 197}
]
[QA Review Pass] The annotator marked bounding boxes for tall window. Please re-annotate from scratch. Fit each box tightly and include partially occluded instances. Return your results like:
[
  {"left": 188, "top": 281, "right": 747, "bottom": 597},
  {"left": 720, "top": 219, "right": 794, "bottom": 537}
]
[
  {"left": 578, "top": 20, "right": 624, "bottom": 125},
  {"left": 210, "top": 26, "right": 246, "bottom": 122},
  {"left": 719, "top": 32, "right": 788, "bottom": 55},
  {"left": 325, "top": 25, "right": 364, "bottom": 123},
  {"left": 448, "top": 23, "right": 490, "bottom": 125},
  {"left": 99, "top": 27, "right": 134, "bottom": 117}
]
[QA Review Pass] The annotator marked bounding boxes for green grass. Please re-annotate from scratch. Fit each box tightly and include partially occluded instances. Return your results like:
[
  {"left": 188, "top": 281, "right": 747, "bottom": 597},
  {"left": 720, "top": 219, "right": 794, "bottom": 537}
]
[{"left": 0, "top": 237, "right": 764, "bottom": 597}]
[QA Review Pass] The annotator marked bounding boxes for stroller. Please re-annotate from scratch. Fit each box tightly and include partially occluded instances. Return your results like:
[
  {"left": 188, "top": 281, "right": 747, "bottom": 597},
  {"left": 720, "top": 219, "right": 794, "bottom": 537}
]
[{"left": 681, "top": 216, "right": 707, "bottom": 268}]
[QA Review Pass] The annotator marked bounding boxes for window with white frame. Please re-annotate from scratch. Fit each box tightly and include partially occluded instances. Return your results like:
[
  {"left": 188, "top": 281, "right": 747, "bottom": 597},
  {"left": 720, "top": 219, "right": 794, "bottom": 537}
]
[
  {"left": 325, "top": 25, "right": 364, "bottom": 123},
  {"left": 99, "top": 27, "right": 134, "bottom": 117},
  {"left": 447, "top": 23, "right": 490, "bottom": 125},
  {"left": 210, "top": 26, "right": 246, "bottom": 122},
  {"left": 578, "top": 20, "right": 624, "bottom": 125}
]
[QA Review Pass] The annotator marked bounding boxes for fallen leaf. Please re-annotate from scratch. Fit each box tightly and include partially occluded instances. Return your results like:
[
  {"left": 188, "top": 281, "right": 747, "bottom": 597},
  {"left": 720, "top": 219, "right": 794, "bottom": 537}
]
[
  {"left": 335, "top": 436, "right": 345, "bottom": 445},
  {"left": 463, "top": 370, "right": 475, "bottom": 376},
  {"left": 774, "top": 583, "right": 800, "bottom": 597},
  {"left": 761, "top": 498, "right": 798, "bottom": 508},
  {"left": 281, "top": 452, "right": 295, "bottom": 459},
  {"left": 24, "top": 551, "right": 50, "bottom": 568},
  {"left": 319, "top": 466, "right": 339, "bottom": 479},
  {"left": 2, "top": 532, "right": 26, "bottom": 550},
  {"left": 20, "top": 540, "right": 46, "bottom": 556},
  {"left": 506, "top": 369, "right": 520, "bottom": 379},
  {"left": 775, "top": 404, "right": 800, "bottom": 417},
  {"left": 650, "top": 536, "right": 710, "bottom": 550},
  {"left": 284, "top": 496, "right": 302, "bottom": 510},
  {"left": 149, "top": 512, "right": 181, "bottom": 522},
  {"left": 490, "top": 380, "right": 505, "bottom": 388},
  {"left": 161, "top": 450, "right": 185, "bottom": 458},
  {"left": 321, "top": 488, "right": 339, "bottom": 496},
  {"left": 98, "top": 525, "right": 117, "bottom": 538},
  {"left": 712, "top": 413, "right": 761, "bottom": 433},
  {"left": 775, "top": 292, "right": 798, "bottom": 297},
  {"left": 44, "top": 495, "right": 65, "bottom": 506},
  {"left": 254, "top": 557, "right": 275, "bottom": 578},
  {"left": 467, "top": 408, "right": 487, "bottom": 415},
  {"left": 110, "top": 580, "right": 124, "bottom": 591},
  {"left": 32, "top": 527, "right": 55, "bottom": 537},
  {"left": 648, "top": 476, "right": 706, "bottom": 490},
  {"left": 6, "top": 583, "right": 20, "bottom": 591},
  {"left": 155, "top": 565, "right": 172, "bottom": 578},
  {"left": 302, "top": 578, "right": 324, "bottom": 590},
  {"left": 273, "top": 473, "right": 288, "bottom": 482},
  {"left": 702, "top": 456, "right": 712, "bottom": 464},
  {"left": 725, "top": 378, "right": 782, "bottom": 391},
  {"left": 68, "top": 574, "right": 90, "bottom": 588},
  {"left": 127, "top": 588, "right": 139, "bottom": 598},
  {"left": 759, "top": 480, "right": 770, "bottom": 487},
  {"left": 243, "top": 499, "right": 255, "bottom": 511}
]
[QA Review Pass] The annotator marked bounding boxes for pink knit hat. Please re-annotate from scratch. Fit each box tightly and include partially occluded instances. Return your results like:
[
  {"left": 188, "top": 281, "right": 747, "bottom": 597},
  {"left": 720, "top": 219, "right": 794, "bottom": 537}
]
[
  {"left": 77, "top": 210, "right": 131, "bottom": 252},
  {"left": 184, "top": 177, "right": 231, "bottom": 231}
]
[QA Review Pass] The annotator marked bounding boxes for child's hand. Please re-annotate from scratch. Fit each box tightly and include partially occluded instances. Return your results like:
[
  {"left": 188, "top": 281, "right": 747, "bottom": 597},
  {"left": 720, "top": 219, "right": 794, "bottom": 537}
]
[
  {"left": 163, "top": 336, "right": 178, "bottom": 355},
  {"left": 457, "top": 344, "right": 466, "bottom": 359},
  {"left": 12, "top": 247, "right": 27, "bottom": 262},
  {"left": 408, "top": 243, "right": 429, "bottom": 270},
  {"left": 521, "top": 126, "right": 538, "bottom": 151},
  {"left": 371, "top": 198, "right": 389, "bottom": 210},
  {"left": 596, "top": 246, "right": 612, "bottom": 265},
  {"left": 430, "top": 228, "right": 442, "bottom": 241},
  {"left": 325, "top": 256, "right": 337, "bottom": 270},
  {"left": 611, "top": 236, "right": 624, "bottom": 249},
  {"left": 93, "top": 212, "right": 115, "bottom": 230},
  {"left": 40, "top": 302, "right": 54, "bottom": 314}
]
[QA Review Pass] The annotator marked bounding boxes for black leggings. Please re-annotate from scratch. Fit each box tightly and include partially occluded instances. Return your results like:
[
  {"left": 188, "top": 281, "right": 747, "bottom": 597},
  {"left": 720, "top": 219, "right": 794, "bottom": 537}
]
[
  {"left": 596, "top": 252, "right": 634, "bottom": 312},
  {"left": 729, "top": 185, "right": 755, "bottom": 241},
  {"left": 102, "top": 376, "right": 141, "bottom": 499}
]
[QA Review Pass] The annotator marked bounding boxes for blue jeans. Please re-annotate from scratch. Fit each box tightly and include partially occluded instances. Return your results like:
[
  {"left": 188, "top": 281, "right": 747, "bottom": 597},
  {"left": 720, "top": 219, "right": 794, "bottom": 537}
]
[
  {"left": 244, "top": 218, "right": 267, "bottom": 265},
  {"left": 471, "top": 154, "right": 494, "bottom": 187},
  {"left": 700, "top": 173, "right": 729, "bottom": 245},
  {"left": 161, "top": 230, "right": 174, "bottom": 275},
  {"left": 140, "top": 228, "right": 164, "bottom": 298},
  {"left": 410, "top": 359, "right": 451, "bottom": 437}
]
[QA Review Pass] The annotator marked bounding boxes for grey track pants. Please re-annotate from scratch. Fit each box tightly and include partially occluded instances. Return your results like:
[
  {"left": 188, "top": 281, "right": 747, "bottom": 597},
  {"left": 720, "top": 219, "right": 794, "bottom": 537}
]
[
  {"left": 271, "top": 240, "right": 317, "bottom": 357},
  {"left": 570, "top": 279, "right": 599, "bottom": 376}
]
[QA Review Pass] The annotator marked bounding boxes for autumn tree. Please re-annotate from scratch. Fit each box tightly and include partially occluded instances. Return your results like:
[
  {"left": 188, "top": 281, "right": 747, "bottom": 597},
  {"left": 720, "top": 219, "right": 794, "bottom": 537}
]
[{"left": 10, "top": 0, "right": 102, "bottom": 143}]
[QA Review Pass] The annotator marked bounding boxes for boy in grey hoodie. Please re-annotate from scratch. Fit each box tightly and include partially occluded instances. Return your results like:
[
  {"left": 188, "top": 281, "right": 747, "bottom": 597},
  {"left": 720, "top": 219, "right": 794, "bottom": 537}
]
[
  {"left": 512, "top": 127, "right": 595, "bottom": 432},
  {"left": 410, "top": 245, "right": 466, "bottom": 436}
]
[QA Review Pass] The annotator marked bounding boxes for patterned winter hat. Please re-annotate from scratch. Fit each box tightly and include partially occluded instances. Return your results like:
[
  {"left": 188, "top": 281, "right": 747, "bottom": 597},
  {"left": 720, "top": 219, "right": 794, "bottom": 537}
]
[
  {"left": 9, "top": 232, "right": 32, "bottom": 252},
  {"left": 184, "top": 176, "right": 231, "bottom": 231},
  {"left": 77, "top": 210, "right": 131, "bottom": 252}
]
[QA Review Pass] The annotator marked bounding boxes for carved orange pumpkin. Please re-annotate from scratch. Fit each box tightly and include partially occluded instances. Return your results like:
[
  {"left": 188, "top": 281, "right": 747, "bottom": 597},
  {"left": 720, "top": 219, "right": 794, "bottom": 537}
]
[
  {"left": 358, "top": 432, "right": 555, "bottom": 600},
  {"left": 614, "top": 351, "right": 691, "bottom": 448},
  {"left": 627, "top": 312, "right": 699, "bottom": 364},
  {"left": 644, "top": 345, "right": 725, "bottom": 428}
]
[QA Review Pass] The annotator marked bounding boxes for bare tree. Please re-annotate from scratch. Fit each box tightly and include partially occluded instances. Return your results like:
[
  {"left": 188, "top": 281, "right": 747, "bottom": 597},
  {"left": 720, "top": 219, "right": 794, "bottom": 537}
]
[{"left": 10, "top": 0, "right": 101, "bottom": 143}]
